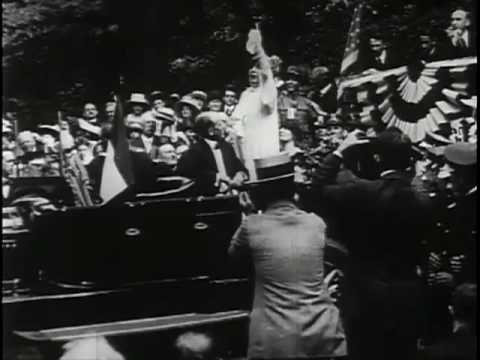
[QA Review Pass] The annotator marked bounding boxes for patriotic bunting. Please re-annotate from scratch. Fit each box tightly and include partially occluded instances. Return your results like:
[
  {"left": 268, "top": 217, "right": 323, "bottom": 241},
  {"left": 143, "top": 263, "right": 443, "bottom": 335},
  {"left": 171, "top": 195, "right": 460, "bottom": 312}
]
[{"left": 338, "top": 56, "right": 477, "bottom": 144}]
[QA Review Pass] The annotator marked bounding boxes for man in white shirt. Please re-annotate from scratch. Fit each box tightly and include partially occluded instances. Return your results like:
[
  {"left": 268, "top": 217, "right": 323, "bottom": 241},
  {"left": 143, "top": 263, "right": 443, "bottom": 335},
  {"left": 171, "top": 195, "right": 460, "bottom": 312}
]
[
  {"left": 82, "top": 103, "right": 100, "bottom": 125},
  {"left": 223, "top": 87, "right": 237, "bottom": 117}
]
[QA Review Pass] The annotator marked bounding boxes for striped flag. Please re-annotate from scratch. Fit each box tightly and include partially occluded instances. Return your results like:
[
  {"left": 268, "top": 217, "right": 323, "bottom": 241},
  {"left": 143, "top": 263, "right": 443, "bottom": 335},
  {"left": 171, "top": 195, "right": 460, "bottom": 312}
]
[
  {"left": 100, "top": 95, "right": 134, "bottom": 203},
  {"left": 340, "top": 2, "right": 364, "bottom": 75}
]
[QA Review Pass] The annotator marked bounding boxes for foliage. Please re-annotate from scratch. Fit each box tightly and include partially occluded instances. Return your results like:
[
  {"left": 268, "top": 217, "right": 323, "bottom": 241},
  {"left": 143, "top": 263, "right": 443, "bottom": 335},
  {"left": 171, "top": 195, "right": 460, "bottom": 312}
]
[{"left": 2, "top": 0, "right": 475, "bottom": 128}]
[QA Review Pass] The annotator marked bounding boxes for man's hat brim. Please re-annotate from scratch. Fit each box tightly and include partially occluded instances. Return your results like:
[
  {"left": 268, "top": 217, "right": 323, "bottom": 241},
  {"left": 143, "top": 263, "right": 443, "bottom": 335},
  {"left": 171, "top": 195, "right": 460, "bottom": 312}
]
[
  {"left": 243, "top": 173, "right": 295, "bottom": 188},
  {"left": 174, "top": 99, "right": 201, "bottom": 114}
]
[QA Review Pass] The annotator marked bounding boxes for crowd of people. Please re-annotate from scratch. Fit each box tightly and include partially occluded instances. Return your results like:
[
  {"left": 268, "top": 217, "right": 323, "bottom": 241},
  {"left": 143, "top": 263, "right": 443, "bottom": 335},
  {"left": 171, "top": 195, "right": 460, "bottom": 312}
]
[{"left": 2, "top": 6, "right": 477, "bottom": 360}]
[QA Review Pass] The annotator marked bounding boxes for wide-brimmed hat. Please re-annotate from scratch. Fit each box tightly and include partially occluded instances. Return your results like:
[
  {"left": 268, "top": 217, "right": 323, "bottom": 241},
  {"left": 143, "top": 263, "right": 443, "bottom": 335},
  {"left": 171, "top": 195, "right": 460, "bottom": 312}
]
[
  {"left": 286, "top": 65, "right": 307, "bottom": 82},
  {"left": 127, "top": 93, "right": 149, "bottom": 106},
  {"left": 325, "top": 114, "right": 343, "bottom": 127},
  {"left": 444, "top": 142, "right": 476, "bottom": 166},
  {"left": 207, "top": 90, "right": 223, "bottom": 102},
  {"left": 156, "top": 108, "right": 175, "bottom": 123},
  {"left": 169, "top": 93, "right": 181, "bottom": 102},
  {"left": 311, "top": 66, "right": 330, "bottom": 80},
  {"left": 245, "top": 153, "right": 295, "bottom": 186},
  {"left": 149, "top": 91, "right": 165, "bottom": 103},
  {"left": 190, "top": 90, "right": 208, "bottom": 103},
  {"left": 125, "top": 118, "right": 145, "bottom": 131},
  {"left": 37, "top": 124, "right": 60, "bottom": 137},
  {"left": 174, "top": 96, "right": 202, "bottom": 116}
]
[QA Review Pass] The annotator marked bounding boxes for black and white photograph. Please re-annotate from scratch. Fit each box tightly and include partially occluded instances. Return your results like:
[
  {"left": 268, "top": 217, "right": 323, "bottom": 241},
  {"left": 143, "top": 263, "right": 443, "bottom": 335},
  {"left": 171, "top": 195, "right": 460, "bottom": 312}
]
[{"left": 2, "top": 0, "right": 477, "bottom": 359}]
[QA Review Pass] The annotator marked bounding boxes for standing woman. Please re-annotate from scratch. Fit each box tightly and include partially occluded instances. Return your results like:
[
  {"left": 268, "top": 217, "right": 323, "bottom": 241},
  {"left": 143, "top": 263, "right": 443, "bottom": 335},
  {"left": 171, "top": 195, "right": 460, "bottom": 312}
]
[
  {"left": 232, "top": 28, "right": 280, "bottom": 180},
  {"left": 174, "top": 95, "right": 202, "bottom": 146}
]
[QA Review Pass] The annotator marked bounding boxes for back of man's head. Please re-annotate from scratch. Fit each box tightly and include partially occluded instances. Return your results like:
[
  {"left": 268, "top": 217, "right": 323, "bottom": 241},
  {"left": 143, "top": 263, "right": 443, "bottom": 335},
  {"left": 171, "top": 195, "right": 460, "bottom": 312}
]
[
  {"left": 194, "top": 112, "right": 217, "bottom": 139},
  {"left": 174, "top": 332, "right": 216, "bottom": 360},
  {"left": 452, "top": 283, "right": 477, "bottom": 325},
  {"left": 374, "top": 127, "right": 412, "bottom": 171}
]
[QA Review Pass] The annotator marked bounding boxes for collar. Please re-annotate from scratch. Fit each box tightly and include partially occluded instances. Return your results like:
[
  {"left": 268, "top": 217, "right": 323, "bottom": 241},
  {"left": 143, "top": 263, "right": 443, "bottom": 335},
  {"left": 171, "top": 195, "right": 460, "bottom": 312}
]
[
  {"left": 380, "top": 169, "right": 397, "bottom": 177},
  {"left": 320, "top": 83, "right": 332, "bottom": 96},
  {"left": 462, "top": 30, "right": 469, "bottom": 46},
  {"left": 377, "top": 50, "right": 387, "bottom": 63},
  {"left": 204, "top": 138, "right": 218, "bottom": 149},
  {"left": 466, "top": 186, "right": 476, "bottom": 196}
]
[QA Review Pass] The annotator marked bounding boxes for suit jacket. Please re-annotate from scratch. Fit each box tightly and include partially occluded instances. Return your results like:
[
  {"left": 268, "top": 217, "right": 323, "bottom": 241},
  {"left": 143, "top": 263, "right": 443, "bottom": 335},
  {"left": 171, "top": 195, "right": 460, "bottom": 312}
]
[
  {"left": 442, "top": 30, "right": 477, "bottom": 59},
  {"left": 446, "top": 189, "right": 476, "bottom": 283},
  {"left": 177, "top": 138, "right": 247, "bottom": 196},
  {"left": 312, "top": 153, "right": 433, "bottom": 281},
  {"left": 223, "top": 104, "right": 236, "bottom": 117},
  {"left": 364, "top": 48, "right": 402, "bottom": 71},
  {"left": 420, "top": 327, "right": 476, "bottom": 360},
  {"left": 229, "top": 201, "right": 347, "bottom": 359},
  {"left": 313, "top": 153, "right": 434, "bottom": 360}
]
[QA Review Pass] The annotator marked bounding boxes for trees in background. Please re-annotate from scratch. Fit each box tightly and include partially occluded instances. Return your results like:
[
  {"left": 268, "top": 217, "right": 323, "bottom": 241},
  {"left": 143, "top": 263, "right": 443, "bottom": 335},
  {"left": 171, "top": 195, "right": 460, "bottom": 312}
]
[{"left": 2, "top": 0, "right": 474, "bottom": 127}]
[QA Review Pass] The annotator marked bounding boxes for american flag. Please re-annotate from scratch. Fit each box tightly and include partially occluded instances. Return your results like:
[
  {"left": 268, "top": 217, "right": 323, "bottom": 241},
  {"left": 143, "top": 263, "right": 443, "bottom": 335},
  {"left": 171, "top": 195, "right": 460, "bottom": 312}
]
[{"left": 340, "top": 2, "right": 364, "bottom": 75}]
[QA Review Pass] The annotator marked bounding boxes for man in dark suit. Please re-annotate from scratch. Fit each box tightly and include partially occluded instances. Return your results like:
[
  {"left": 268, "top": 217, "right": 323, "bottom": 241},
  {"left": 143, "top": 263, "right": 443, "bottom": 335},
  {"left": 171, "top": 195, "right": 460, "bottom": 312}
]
[
  {"left": 312, "top": 127, "right": 434, "bottom": 360},
  {"left": 442, "top": 142, "right": 476, "bottom": 284},
  {"left": 177, "top": 111, "right": 248, "bottom": 196},
  {"left": 444, "top": 8, "right": 476, "bottom": 58},
  {"left": 364, "top": 35, "right": 400, "bottom": 71},
  {"left": 420, "top": 283, "right": 476, "bottom": 360}
]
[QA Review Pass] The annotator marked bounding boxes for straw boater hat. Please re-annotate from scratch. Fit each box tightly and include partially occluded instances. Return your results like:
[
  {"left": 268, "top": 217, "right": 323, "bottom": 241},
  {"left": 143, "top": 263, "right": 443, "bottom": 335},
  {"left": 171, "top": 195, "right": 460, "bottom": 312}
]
[
  {"left": 156, "top": 108, "right": 175, "bottom": 124},
  {"left": 190, "top": 90, "right": 208, "bottom": 103},
  {"left": 37, "top": 124, "right": 60, "bottom": 137},
  {"left": 169, "top": 93, "right": 180, "bottom": 103},
  {"left": 126, "top": 119, "right": 144, "bottom": 131},
  {"left": 127, "top": 93, "right": 149, "bottom": 107},
  {"left": 286, "top": 65, "right": 308, "bottom": 82},
  {"left": 174, "top": 95, "right": 202, "bottom": 116},
  {"left": 325, "top": 114, "right": 343, "bottom": 127},
  {"left": 245, "top": 152, "right": 295, "bottom": 187},
  {"left": 149, "top": 90, "right": 165, "bottom": 103}
]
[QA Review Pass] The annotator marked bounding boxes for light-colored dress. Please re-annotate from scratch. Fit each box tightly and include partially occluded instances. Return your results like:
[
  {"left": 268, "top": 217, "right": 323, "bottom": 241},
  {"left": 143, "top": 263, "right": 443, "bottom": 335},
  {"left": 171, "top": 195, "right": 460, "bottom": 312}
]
[{"left": 232, "top": 50, "right": 280, "bottom": 180}]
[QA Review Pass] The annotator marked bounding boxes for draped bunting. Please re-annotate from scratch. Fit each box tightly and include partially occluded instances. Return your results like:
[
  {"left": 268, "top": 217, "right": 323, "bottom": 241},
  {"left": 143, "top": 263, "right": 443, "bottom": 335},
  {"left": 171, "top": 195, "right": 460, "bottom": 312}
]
[{"left": 338, "top": 57, "right": 477, "bottom": 143}]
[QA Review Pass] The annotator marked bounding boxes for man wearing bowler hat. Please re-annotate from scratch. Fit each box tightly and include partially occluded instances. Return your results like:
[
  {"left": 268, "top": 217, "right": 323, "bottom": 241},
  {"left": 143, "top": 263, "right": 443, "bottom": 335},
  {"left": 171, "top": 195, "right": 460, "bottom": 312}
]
[{"left": 229, "top": 152, "right": 347, "bottom": 359}]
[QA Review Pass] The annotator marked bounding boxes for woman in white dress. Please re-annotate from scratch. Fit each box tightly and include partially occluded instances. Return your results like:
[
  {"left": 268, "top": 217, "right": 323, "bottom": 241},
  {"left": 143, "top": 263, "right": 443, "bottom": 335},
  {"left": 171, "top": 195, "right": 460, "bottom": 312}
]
[{"left": 232, "top": 29, "right": 280, "bottom": 180}]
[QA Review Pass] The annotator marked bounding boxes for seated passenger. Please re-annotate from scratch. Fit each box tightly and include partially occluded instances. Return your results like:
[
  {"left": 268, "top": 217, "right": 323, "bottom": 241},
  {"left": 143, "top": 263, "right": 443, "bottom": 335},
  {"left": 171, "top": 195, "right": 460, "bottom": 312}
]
[
  {"left": 153, "top": 143, "right": 178, "bottom": 177},
  {"left": 177, "top": 111, "right": 248, "bottom": 196}
]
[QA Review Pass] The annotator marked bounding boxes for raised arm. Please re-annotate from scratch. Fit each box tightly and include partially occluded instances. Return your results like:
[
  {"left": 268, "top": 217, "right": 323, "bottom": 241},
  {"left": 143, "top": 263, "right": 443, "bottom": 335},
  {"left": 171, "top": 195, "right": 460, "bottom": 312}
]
[{"left": 247, "top": 29, "right": 277, "bottom": 113}]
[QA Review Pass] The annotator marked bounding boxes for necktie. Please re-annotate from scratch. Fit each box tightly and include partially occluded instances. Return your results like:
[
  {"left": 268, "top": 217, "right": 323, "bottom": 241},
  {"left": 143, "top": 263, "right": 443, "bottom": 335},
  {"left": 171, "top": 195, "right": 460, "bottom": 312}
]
[{"left": 457, "top": 37, "right": 467, "bottom": 48}]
